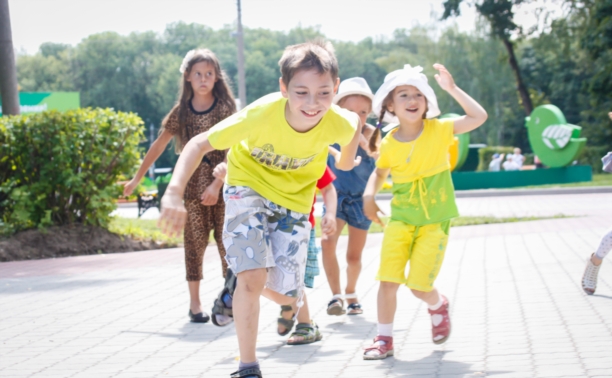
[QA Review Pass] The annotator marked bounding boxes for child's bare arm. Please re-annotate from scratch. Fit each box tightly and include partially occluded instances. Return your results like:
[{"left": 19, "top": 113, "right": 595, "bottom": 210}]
[
  {"left": 336, "top": 121, "right": 362, "bottom": 171},
  {"left": 362, "top": 167, "right": 389, "bottom": 226},
  {"left": 433, "top": 63, "right": 488, "bottom": 135},
  {"left": 328, "top": 145, "right": 362, "bottom": 168},
  {"left": 123, "top": 129, "right": 174, "bottom": 196},
  {"left": 159, "top": 132, "right": 215, "bottom": 236},
  {"left": 319, "top": 183, "right": 337, "bottom": 238}
]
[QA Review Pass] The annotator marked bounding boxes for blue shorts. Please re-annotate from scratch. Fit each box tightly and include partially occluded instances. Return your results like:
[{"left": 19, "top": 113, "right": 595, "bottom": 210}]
[{"left": 325, "top": 192, "right": 372, "bottom": 231}]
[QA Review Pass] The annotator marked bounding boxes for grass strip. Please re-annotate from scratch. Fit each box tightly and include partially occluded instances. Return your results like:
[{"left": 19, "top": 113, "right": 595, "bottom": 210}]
[{"left": 109, "top": 214, "right": 571, "bottom": 246}]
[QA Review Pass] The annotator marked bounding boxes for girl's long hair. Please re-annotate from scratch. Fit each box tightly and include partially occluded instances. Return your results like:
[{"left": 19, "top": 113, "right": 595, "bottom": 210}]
[
  {"left": 368, "top": 90, "right": 429, "bottom": 153},
  {"left": 162, "top": 49, "right": 236, "bottom": 152}
]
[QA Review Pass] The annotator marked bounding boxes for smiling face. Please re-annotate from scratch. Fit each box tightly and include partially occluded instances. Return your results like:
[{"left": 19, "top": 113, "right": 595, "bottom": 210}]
[
  {"left": 338, "top": 95, "right": 371, "bottom": 127},
  {"left": 387, "top": 85, "right": 428, "bottom": 123},
  {"left": 186, "top": 61, "right": 217, "bottom": 98},
  {"left": 280, "top": 68, "right": 339, "bottom": 131}
]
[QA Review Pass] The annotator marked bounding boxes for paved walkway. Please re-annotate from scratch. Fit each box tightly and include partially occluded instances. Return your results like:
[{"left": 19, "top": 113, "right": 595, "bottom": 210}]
[{"left": 2, "top": 193, "right": 612, "bottom": 377}]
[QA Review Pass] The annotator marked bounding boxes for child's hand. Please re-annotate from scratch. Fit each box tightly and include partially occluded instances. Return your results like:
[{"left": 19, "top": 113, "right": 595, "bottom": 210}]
[
  {"left": 200, "top": 181, "right": 221, "bottom": 206},
  {"left": 363, "top": 196, "right": 385, "bottom": 227},
  {"left": 329, "top": 146, "right": 362, "bottom": 168},
  {"left": 320, "top": 213, "right": 337, "bottom": 237},
  {"left": 608, "top": 112, "right": 612, "bottom": 121},
  {"left": 123, "top": 178, "right": 139, "bottom": 197},
  {"left": 433, "top": 63, "right": 457, "bottom": 92},
  {"left": 158, "top": 192, "right": 187, "bottom": 237},
  {"left": 213, "top": 162, "right": 228, "bottom": 181}
]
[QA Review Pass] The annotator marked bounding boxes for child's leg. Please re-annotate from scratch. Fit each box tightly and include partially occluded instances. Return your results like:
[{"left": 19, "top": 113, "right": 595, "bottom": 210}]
[
  {"left": 321, "top": 218, "right": 347, "bottom": 295},
  {"left": 364, "top": 221, "right": 412, "bottom": 360},
  {"left": 345, "top": 226, "right": 368, "bottom": 308},
  {"left": 211, "top": 200, "right": 228, "bottom": 277},
  {"left": 406, "top": 222, "right": 451, "bottom": 344},
  {"left": 593, "top": 228, "right": 612, "bottom": 264},
  {"left": 582, "top": 227, "right": 612, "bottom": 294},
  {"left": 184, "top": 200, "right": 211, "bottom": 319},
  {"left": 234, "top": 268, "right": 268, "bottom": 364}
]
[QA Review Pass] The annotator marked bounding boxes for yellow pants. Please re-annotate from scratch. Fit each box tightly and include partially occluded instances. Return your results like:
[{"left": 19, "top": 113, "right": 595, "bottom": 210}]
[{"left": 376, "top": 220, "right": 450, "bottom": 292}]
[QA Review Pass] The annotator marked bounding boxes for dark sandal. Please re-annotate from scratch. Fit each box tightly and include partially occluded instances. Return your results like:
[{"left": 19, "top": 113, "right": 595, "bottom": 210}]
[
  {"left": 287, "top": 322, "right": 323, "bottom": 345},
  {"left": 347, "top": 303, "right": 363, "bottom": 315},
  {"left": 188, "top": 309, "right": 210, "bottom": 323},
  {"left": 326, "top": 295, "right": 346, "bottom": 316},
  {"left": 277, "top": 305, "right": 295, "bottom": 336},
  {"left": 230, "top": 367, "right": 263, "bottom": 378},
  {"left": 211, "top": 269, "right": 237, "bottom": 327}
]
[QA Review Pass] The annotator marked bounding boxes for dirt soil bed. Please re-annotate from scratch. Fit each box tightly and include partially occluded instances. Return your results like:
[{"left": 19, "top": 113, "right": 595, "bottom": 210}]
[{"left": 0, "top": 224, "right": 163, "bottom": 262}]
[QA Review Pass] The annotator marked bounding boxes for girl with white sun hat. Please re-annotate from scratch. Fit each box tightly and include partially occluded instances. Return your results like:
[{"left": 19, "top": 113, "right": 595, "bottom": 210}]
[
  {"left": 362, "top": 63, "right": 488, "bottom": 360},
  {"left": 322, "top": 77, "right": 377, "bottom": 316}
]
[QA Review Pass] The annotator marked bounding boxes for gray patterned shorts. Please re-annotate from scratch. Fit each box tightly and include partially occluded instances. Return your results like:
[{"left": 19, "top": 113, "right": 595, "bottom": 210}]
[{"left": 222, "top": 185, "right": 311, "bottom": 297}]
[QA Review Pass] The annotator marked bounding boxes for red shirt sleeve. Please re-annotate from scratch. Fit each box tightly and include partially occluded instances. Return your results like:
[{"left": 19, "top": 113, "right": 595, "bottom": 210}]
[
  {"left": 316, "top": 166, "right": 336, "bottom": 189},
  {"left": 310, "top": 167, "right": 336, "bottom": 228}
]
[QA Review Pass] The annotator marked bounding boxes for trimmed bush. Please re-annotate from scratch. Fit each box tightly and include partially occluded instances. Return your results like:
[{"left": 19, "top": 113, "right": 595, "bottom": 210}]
[
  {"left": 577, "top": 146, "right": 609, "bottom": 173},
  {"left": 0, "top": 109, "right": 144, "bottom": 235}
]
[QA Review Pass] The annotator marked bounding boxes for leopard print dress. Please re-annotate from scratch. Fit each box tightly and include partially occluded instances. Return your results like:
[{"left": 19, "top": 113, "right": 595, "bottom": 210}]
[{"left": 164, "top": 98, "right": 234, "bottom": 281}]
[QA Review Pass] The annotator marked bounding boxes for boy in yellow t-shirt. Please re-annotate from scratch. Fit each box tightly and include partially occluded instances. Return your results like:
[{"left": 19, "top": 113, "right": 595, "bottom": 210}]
[
  {"left": 362, "top": 64, "right": 487, "bottom": 360},
  {"left": 159, "top": 40, "right": 361, "bottom": 378}
]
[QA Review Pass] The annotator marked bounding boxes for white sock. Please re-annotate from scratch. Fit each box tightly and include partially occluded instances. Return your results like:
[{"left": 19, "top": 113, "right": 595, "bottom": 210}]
[
  {"left": 428, "top": 294, "right": 443, "bottom": 311},
  {"left": 377, "top": 322, "right": 393, "bottom": 337},
  {"left": 365, "top": 323, "right": 393, "bottom": 355}
]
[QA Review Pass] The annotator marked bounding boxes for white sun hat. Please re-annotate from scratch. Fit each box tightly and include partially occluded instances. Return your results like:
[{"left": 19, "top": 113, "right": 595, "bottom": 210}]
[
  {"left": 373, "top": 64, "right": 440, "bottom": 122},
  {"left": 333, "top": 77, "right": 374, "bottom": 104}
]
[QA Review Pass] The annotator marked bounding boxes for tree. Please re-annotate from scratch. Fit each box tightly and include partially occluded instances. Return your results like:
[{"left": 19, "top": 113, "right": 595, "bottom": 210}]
[
  {"left": 442, "top": 0, "right": 534, "bottom": 117},
  {"left": 580, "top": 0, "right": 612, "bottom": 144},
  {"left": 0, "top": 0, "right": 19, "bottom": 115}
]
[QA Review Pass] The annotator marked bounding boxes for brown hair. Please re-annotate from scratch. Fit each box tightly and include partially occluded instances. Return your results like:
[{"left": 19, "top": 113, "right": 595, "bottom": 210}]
[
  {"left": 279, "top": 40, "right": 339, "bottom": 85},
  {"left": 368, "top": 90, "right": 429, "bottom": 153},
  {"left": 162, "top": 49, "right": 236, "bottom": 151}
]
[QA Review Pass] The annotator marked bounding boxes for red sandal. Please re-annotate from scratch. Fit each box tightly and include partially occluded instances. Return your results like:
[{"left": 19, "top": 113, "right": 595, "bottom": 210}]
[
  {"left": 363, "top": 335, "right": 394, "bottom": 360},
  {"left": 428, "top": 295, "right": 451, "bottom": 344}
]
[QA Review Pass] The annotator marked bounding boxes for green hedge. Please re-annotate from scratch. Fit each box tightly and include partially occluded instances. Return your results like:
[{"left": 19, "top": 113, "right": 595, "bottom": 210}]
[
  {"left": 577, "top": 146, "right": 609, "bottom": 173},
  {"left": 0, "top": 109, "right": 144, "bottom": 235}
]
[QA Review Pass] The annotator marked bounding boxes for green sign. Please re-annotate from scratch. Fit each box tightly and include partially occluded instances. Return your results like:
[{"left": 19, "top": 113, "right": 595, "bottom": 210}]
[
  {"left": 0, "top": 92, "right": 80, "bottom": 115},
  {"left": 525, "top": 105, "right": 586, "bottom": 168}
]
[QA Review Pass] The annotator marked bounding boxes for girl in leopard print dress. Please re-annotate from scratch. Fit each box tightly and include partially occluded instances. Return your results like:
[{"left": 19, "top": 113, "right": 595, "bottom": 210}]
[{"left": 124, "top": 49, "right": 236, "bottom": 323}]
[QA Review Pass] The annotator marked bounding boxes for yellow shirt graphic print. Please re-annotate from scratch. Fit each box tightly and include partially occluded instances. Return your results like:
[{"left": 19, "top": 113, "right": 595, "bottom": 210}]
[
  {"left": 250, "top": 144, "right": 316, "bottom": 171},
  {"left": 207, "top": 92, "right": 358, "bottom": 214}
]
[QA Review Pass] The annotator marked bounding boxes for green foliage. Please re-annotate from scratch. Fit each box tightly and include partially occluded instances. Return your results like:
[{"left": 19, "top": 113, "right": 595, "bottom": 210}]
[
  {"left": 477, "top": 146, "right": 515, "bottom": 171},
  {"left": 14, "top": 13, "right": 612, "bottom": 171},
  {"left": 0, "top": 109, "right": 144, "bottom": 235},
  {"left": 577, "top": 145, "right": 610, "bottom": 173}
]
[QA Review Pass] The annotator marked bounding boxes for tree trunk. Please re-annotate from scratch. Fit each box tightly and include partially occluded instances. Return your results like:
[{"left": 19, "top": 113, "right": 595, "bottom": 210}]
[
  {"left": 502, "top": 37, "right": 533, "bottom": 116},
  {"left": 0, "top": 0, "right": 19, "bottom": 116}
]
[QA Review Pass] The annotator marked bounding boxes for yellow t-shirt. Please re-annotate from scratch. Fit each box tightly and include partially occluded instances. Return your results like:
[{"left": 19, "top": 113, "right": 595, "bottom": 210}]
[
  {"left": 376, "top": 118, "right": 454, "bottom": 182},
  {"left": 208, "top": 92, "right": 358, "bottom": 214},
  {"left": 376, "top": 118, "right": 458, "bottom": 224}
]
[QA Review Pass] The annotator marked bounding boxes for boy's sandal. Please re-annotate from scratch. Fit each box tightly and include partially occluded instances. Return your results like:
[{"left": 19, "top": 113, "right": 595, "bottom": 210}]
[
  {"left": 363, "top": 335, "right": 394, "bottom": 360},
  {"left": 211, "top": 269, "right": 237, "bottom": 327},
  {"left": 345, "top": 293, "right": 363, "bottom": 315},
  {"left": 230, "top": 367, "right": 263, "bottom": 378},
  {"left": 326, "top": 294, "right": 346, "bottom": 316},
  {"left": 287, "top": 322, "right": 323, "bottom": 345},
  {"left": 277, "top": 305, "right": 295, "bottom": 336}
]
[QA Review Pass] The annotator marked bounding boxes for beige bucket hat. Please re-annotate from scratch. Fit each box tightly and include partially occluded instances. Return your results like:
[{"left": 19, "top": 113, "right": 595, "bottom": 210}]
[{"left": 333, "top": 77, "right": 374, "bottom": 104}]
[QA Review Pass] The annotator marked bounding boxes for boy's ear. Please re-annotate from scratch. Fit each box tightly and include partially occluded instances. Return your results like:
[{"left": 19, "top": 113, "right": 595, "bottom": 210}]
[
  {"left": 279, "top": 77, "right": 288, "bottom": 98},
  {"left": 334, "top": 77, "right": 340, "bottom": 94}
]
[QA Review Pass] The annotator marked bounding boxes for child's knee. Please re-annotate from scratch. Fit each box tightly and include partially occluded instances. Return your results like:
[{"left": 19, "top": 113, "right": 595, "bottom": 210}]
[
  {"left": 236, "top": 269, "right": 267, "bottom": 294},
  {"left": 379, "top": 281, "right": 401, "bottom": 292},
  {"left": 346, "top": 252, "right": 362, "bottom": 266},
  {"left": 410, "top": 288, "right": 433, "bottom": 299}
]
